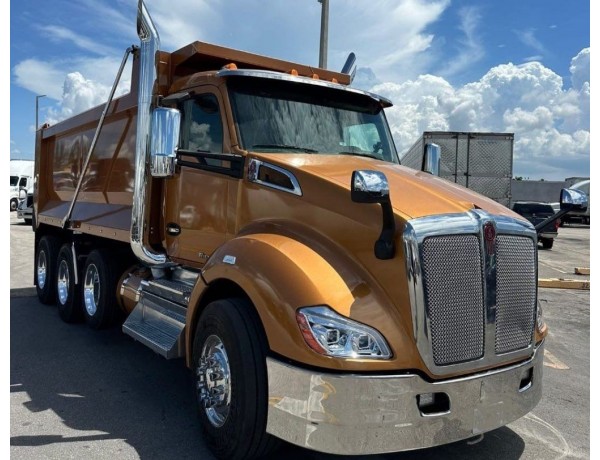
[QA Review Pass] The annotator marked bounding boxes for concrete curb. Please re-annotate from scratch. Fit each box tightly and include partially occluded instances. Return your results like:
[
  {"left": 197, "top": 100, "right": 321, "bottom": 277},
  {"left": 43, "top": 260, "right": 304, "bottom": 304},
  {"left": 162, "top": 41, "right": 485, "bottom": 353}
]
[{"left": 10, "top": 287, "right": 38, "bottom": 298}]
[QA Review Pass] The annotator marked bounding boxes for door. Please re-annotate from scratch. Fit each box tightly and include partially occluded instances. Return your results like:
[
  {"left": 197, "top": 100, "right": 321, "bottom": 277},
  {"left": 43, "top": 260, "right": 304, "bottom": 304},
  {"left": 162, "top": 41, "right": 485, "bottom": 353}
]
[{"left": 164, "top": 87, "right": 242, "bottom": 266}]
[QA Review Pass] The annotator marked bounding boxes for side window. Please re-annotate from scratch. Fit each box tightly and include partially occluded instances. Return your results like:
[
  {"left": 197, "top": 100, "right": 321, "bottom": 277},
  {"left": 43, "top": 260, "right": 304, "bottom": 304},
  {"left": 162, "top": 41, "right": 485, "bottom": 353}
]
[
  {"left": 19, "top": 177, "right": 28, "bottom": 188},
  {"left": 181, "top": 94, "right": 223, "bottom": 153}
]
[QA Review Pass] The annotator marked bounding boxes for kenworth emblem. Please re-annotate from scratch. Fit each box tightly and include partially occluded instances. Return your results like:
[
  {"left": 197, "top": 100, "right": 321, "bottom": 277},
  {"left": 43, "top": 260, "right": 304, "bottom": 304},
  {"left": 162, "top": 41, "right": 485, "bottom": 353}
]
[{"left": 483, "top": 221, "right": 496, "bottom": 255}]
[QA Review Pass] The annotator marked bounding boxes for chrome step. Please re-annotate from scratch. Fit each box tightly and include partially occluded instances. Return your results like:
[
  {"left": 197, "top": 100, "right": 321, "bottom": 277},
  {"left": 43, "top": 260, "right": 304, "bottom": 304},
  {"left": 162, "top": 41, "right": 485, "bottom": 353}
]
[
  {"left": 142, "top": 278, "right": 193, "bottom": 306},
  {"left": 122, "top": 291, "right": 187, "bottom": 359}
]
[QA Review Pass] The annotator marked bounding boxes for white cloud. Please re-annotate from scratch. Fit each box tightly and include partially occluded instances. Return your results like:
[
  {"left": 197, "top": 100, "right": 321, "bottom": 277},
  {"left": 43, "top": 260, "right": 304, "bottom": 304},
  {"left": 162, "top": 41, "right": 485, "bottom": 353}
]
[
  {"left": 515, "top": 28, "right": 549, "bottom": 56},
  {"left": 438, "top": 6, "right": 484, "bottom": 78},
  {"left": 39, "top": 25, "right": 118, "bottom": 56},
  {"left": 13, "top": 59, "right": 67, "bottom": 100},
  {"left": 523, "top": 55, "right": 543, "bottom": 63},
  {"left": 13, "top": 56, "right": 132, "bottom": 105},
  {"left": 329, "top": 0, "right": 450, "bottom": 81},
  {"left": 370, "top": 49, "right": 590, "bottom": 179},
  {"left": 148, "top": 0, "right": 218, "bottom": 49},
  {"left": 570, "top": 48, "right": 589, "bottom": 90},
  {"left": 45, "top": 72, "right": 131, "bottom": 125}
]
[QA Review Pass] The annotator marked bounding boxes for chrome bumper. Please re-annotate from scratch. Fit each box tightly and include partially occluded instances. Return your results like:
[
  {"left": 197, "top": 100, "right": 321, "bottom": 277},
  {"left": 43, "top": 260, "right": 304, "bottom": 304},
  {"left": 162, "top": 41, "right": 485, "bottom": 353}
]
[{"left": 266, "top": 342, "right": 544, "bottom": 455}]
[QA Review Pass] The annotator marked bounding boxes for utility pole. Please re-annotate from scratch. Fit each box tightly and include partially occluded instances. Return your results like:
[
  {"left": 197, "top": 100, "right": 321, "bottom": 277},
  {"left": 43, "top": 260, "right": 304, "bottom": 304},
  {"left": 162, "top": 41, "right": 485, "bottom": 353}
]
[
  {"left": 35, "top": 94, "right": 46, "bottom": 130},
  {"left": 318, "top": 0, "right": 329, "bottom": 69}
]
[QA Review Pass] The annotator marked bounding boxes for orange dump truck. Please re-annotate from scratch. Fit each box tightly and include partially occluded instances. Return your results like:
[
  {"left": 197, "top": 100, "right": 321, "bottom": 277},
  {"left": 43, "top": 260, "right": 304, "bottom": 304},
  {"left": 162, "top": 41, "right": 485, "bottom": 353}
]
[{"left": 31, "top": 1, "right": 564, "bottom": 458}]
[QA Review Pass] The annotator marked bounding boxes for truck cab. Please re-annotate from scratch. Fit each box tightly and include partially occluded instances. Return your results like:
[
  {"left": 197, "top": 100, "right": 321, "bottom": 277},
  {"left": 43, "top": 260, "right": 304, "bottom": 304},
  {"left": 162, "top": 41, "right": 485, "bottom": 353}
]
[{"left": 10, "top": 175, "right": 31, "bottom": 211}]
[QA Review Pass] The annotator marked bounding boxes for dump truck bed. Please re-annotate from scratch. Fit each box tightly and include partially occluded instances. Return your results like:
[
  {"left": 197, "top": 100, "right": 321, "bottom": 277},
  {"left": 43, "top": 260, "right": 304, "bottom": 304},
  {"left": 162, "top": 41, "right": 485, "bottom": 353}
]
[{"left": 35, "top": 58, "right": 141, "bottom": 243}]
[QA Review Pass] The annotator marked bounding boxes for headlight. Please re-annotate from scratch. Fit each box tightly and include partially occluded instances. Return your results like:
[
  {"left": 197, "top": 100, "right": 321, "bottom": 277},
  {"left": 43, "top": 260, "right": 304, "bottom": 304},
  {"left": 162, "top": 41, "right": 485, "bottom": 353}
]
[
  {"left": 536, "top": 301, "right": 545, "bottom": 330},
  {"left": 296, "top": 306, "right": 392, "bottom": 359}
]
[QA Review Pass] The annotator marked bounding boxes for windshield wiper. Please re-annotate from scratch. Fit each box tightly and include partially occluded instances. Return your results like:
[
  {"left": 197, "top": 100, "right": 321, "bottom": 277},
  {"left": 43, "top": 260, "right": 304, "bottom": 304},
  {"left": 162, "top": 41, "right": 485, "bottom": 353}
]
[
  {"left": 251, "top": 144, "right": 318, "bottom": 153},
  {"left": 338, "top": 151, "right": 381, "bottom": 160}
]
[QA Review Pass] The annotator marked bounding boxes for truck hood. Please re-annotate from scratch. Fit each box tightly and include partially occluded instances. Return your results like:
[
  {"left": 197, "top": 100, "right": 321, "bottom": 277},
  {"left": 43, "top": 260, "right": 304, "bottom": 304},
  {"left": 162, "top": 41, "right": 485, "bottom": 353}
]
[{"left": 262, "top": 154, "right": 517, "bottom": 220}]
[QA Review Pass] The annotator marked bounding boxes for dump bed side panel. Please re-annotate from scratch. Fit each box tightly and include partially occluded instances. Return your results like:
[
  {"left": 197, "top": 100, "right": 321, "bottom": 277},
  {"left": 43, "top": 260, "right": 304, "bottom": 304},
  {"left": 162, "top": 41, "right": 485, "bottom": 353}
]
[{"left": 35, "top": 82, "right": 139, "bottom": 243}]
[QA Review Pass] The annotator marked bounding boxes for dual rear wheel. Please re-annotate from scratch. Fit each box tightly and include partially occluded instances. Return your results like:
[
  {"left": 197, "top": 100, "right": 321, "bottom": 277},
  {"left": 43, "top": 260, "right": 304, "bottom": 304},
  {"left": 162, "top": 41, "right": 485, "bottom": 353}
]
[{"left": 35, "top": 237, "right": 119, "bottom": 329}]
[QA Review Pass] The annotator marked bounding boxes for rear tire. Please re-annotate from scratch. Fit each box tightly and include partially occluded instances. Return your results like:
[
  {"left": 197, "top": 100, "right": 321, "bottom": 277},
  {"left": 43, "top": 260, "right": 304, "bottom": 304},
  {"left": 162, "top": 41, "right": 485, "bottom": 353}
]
[
  {"left": 56, "top": 244, "right": 83, "bottom": 323},
  {"left": 541, "top": 238, "right": 554, "bottom": 249},
  {"left": 192, "top": 298, "right": 280, "bottom": 460},
  {"left": 36, "top": 236, "right": 61, "bottom": 304},
  {"left": 82, "top": 249, "right": 120, "bottom": 329}
]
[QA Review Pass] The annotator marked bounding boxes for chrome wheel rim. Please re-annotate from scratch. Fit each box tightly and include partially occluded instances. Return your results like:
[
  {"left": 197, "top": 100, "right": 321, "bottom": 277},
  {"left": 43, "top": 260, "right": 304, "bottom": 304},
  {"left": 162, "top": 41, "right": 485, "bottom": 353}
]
[
  {"left": 37, "top": 250, "right": 47, "bottom": 289},
  {"left": 83, "top": 263, "right": 100, "bottom": 316},
  {"left": 196, "top": 334, "right": 231, "bottom": 427},
  {"left": 57, "top": 260, "right": 69, "bottom": 305}
]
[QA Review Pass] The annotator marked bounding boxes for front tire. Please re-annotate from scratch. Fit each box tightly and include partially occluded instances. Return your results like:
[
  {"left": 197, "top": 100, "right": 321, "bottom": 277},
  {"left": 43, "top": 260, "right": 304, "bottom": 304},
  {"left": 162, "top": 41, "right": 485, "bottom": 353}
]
[
  {"left": 10, "top": 198, "right": 18, "bottom": 211},
  {"left": 193, "top": 298, "right": 279, "bottom": 460},
  {"left": 82, "top": 249, "right": 120, "bottom": 329},
  {"left": 56, "top": 244, "right": 83, "bottom": 323},
  {"left": 541, "top": 238, "right": 554, "bottom": 249},
  {"left": 36, "top": 236, "right": 61, "bottom": 304}
]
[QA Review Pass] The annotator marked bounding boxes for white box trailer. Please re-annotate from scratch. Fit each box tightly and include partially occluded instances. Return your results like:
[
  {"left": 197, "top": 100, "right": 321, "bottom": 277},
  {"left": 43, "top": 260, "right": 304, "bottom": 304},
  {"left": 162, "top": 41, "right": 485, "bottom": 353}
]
[{"left": 401, "top": 132, "right": 514, "bottom": 207}]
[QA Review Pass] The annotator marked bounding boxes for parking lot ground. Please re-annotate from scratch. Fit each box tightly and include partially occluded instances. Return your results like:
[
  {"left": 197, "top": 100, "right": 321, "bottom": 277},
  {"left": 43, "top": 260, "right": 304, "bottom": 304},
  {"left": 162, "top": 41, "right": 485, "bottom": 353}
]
[
  {"left": 537, "top": 224, "right": 590, "bottom": 281},
  {"left": 10, "top": 215, "right": 590, "bottom": 459}
]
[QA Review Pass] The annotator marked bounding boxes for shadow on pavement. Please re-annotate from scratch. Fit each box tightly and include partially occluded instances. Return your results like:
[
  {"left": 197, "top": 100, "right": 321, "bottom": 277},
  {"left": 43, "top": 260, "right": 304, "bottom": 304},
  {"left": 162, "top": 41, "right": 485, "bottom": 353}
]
[{"left": 11, "top": 297, "right": 526, "bottom": 459}]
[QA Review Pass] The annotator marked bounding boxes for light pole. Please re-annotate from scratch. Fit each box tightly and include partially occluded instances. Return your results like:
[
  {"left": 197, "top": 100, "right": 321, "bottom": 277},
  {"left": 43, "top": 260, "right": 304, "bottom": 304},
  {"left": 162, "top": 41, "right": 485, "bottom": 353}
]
[
  {"left": 35, "top": 94, "right": 46, "bottom": 130},
  {"left": 318, "top": 0, "right": 329, "bottom": 69}
]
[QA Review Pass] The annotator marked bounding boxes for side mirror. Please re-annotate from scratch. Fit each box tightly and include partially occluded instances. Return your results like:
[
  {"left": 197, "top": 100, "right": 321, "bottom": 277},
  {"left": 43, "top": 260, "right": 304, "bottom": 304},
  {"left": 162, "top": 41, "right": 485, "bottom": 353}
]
[
  {"left": 351, "top": 170, "right": 395, "bottom": 260},
  {"left": 560, "top": 188, "right": 588, "bottom": 212},
  {"left": 351, "top": 170, "right": 390, "bottom": 203},
  {"left": 423, "top": 143, "right": 441, "bottom": 176},
  {"left": 150, "top": 107, "right": 181, "bottom": 178}
]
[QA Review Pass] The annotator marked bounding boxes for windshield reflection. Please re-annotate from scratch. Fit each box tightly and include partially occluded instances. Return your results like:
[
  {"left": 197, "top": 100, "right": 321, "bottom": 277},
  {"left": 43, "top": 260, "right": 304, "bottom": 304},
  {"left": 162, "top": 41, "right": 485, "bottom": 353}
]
[{"left": 228, "top": 77, "right": 398, "bottom": 163}]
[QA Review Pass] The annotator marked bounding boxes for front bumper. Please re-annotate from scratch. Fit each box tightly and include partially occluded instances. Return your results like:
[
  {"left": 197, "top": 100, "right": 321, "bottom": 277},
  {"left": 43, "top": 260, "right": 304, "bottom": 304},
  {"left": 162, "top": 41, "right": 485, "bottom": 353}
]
[{"left": 266, "top": 342, "right": 544, "bottom": 455}]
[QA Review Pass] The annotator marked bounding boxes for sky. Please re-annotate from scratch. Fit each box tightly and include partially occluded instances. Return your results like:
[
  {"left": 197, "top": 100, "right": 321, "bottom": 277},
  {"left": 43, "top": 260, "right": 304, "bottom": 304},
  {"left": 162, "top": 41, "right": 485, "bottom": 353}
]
[{"left": 8, "top": 0, "right": 591, "bottom": 181}]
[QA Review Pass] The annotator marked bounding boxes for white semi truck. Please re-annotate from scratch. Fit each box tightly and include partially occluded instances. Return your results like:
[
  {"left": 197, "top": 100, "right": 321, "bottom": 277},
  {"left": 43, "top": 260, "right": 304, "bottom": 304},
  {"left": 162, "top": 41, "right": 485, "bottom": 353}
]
[{"left": 10, "top": 159, "right": 34, "bottom": 211}]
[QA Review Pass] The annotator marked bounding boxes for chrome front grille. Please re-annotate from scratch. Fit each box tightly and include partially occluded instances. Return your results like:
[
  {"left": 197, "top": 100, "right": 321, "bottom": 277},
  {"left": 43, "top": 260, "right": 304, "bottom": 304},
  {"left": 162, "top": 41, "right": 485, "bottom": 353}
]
[
  {"left": 404, "top": 211, "right": 538, "bottom": 375},
  {"left": 495, "top": 235, "right": 536, "bottom": 354},
  {"left": 421, "top": 235, "right": 485, "bottom": 366}
]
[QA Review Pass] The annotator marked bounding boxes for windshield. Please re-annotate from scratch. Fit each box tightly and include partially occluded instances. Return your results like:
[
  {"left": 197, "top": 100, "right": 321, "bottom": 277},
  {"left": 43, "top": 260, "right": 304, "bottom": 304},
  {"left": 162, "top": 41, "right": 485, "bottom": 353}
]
[
  {"left": 10, "top": 176, "right": 18, "bottom": 186},
  {"left": 228, "top": 77, "right": 398, "bottom": 163},
  {"left": 513, "top": 203, "right": 554, "bottom": 215}
]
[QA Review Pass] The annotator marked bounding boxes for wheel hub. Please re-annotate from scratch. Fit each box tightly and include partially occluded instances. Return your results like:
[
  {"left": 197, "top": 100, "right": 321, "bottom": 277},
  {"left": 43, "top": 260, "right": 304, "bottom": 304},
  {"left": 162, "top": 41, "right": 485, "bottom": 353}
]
[
  {"left": 57, "top": 259, "right": 70, "bottom": 305},
  {"left": 83, "top": 263, "right": 100, "bottom": 316},
  {"left": 196, "top": 335, "right": 231, "bottom": 427},
  {"left": 37, "top": 250, "right": 47, "bottom": 289}
]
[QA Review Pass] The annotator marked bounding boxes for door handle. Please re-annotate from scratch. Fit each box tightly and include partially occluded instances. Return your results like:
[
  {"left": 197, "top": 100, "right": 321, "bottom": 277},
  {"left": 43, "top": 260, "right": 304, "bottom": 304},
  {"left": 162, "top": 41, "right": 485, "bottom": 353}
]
[{"left": 166, "top": 223, "right": 181, "bottom": 236}]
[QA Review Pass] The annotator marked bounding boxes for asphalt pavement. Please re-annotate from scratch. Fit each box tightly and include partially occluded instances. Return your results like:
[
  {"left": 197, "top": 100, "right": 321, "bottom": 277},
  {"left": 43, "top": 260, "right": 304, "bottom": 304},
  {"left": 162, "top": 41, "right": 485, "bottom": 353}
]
[{"left": 10, "top": 212, "right": 591, "bottom": 459}]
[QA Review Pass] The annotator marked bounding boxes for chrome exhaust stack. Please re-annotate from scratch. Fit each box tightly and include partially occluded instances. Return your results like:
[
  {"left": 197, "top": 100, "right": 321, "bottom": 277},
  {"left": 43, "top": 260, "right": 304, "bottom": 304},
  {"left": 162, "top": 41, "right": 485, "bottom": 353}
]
[{"left": 131, "top": 0, "right": 167, "bottom": 266}]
